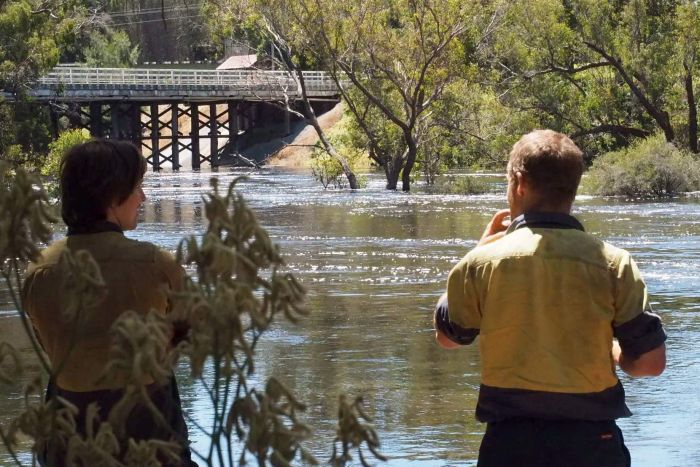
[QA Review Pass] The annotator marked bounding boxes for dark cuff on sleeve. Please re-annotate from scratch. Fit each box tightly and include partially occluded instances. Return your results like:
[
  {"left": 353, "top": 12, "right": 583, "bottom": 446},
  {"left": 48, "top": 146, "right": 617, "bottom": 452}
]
[
  {"left": 614, "top": 311, "right": 667, "bottom": 360},
  {"left": 434, "top": 294, "right": 479, "bottom": 346}
]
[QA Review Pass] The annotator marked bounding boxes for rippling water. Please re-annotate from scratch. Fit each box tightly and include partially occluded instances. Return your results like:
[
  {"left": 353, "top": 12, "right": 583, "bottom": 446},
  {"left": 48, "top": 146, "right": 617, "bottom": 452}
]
[{"left": 1, "top": 168, "right": 699, "bottom": 466}]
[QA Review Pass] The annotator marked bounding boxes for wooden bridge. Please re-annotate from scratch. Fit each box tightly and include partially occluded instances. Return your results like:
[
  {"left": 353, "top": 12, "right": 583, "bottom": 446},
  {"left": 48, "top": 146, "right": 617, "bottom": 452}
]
[
  {"left": 1, "top": 67, "right": 341, "bottom": 170},
  {"left": 30, "top": 67, "right": 340, "bottom": 101}
]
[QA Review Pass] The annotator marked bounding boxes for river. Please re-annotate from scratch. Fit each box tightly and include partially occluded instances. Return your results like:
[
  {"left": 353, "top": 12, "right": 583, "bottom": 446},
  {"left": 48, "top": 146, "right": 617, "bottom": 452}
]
[{"left": 1, "top": 168, "right": 699, "bottom": 466}]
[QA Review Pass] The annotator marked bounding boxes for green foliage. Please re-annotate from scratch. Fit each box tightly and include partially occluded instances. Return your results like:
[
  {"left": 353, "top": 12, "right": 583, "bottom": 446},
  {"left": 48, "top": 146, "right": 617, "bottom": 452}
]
[
  {"left": 0, "top": 163, "right": 56, "bottom": 268},
  {"left": 236, "top": 0, "right": 484, "bottom": 190},
  {"left": 0, "top": 168, "right": 385, "bottom": 465},
  {"left": 310, "top": 151, "right": 368, "bottom": 190},
  {"left": 0, "top": 162, "right": 57, "bottom": 386},
  {"left": 42, "top": 129, "right": 91, "bottom": 178},
  {"left": 1, "top": 0, "right": 142, "bottom": 170},
  {"left": 83, "top": 29, "right": 140, "bottom": 68},
  {"left": 311, "top": 151, "right": 345, "bottom": 189},
  {"left": 1, "top": 101, "right": 54, "bottom": 172},
  {"left": 585, "top": 134, "right": 700, "bottom": 197},
  {"left": 331, "top": 395, "right": 387, "bottom": 466},
  {"left": 310, "top": 115, "right": 369, "bottom": 189},
  {"left": 0, "top": 0, "right": 60, "bottom": 92},
  {"left": 490, "top": 0, "right": 700, "bottom": 154},
  {"left": 432, "top": 175, "right": 490, "bottom": 195}
]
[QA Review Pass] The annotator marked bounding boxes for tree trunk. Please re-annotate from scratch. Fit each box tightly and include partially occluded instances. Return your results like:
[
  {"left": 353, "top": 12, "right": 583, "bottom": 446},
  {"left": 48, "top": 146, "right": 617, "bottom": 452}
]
[
  {"left": 685, "top": 61, "right": 698, "bottom": 153},
  {"left": 401, "top": 137, "right": 418, "bottom": 192},
  {"left": 584, "top": 41, "right": 675, "bottom": 143},
  {"left": 295, "top": 70, "right": 359, "bottom": 189},
  {"left": 385, "top": 152, "right": 404, "bottom": 190}
]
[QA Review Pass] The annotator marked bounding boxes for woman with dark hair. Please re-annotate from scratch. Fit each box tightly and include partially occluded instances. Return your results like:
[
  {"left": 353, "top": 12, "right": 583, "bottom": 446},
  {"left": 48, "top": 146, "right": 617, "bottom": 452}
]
[{"left": 22, "top": 139, "right": 196, "bottom": 466}]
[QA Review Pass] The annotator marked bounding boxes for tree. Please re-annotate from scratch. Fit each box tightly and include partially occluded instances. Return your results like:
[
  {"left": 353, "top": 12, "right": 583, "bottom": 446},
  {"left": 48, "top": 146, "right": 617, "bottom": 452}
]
[
  {"left": 0, "top": 0, "right": 61, "bottom": 164},
  {"left": 0, "top": 0, "right": 60, "bottom": 94},
  {"left": 0, "top": 0, "right": 141, "bottom": 167},
  {"left": 676, "top": 2, "right": 700, "bottom": 153},
  {"left": 488, "top": 0, "right": 700, "bottom": 154},
  {"left": 291, "top": 0, "right": 491, "bottom": 191},
  {"left": 261, "top": 19, "right": 361, "bottom": 189}
]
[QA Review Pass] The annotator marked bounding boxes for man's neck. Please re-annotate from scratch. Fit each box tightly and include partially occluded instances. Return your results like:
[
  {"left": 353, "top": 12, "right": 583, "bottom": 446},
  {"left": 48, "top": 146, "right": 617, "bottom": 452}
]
[{"left": 511, "top": 203, "right": 572, "bottom": 219}]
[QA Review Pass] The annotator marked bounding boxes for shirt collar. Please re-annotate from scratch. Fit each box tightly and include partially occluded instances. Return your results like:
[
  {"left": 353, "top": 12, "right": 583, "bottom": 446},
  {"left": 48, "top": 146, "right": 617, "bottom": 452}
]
[
  {"left": 67, "top": 220, "right": 123, "bottom": 236},
  {"left": 506, "top": 211, "right": 585, "bottom": 234}
]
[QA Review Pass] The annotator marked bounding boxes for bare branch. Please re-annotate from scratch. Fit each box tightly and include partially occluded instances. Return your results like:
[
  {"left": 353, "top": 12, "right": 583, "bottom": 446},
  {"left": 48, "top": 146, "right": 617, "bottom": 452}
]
[
  {"left": 523, "top": 61, "right": 612, "bottom": 79},
  {"left": 570, "top": 124, "right": 651, "bottom": 139}
]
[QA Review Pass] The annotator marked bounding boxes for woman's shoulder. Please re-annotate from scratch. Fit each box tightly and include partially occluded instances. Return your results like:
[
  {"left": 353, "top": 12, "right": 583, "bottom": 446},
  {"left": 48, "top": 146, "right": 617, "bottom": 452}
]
[
  {"left": 26, "top": 238, "right": 69, "bottom": 276},
  {"left": 108, "top": 235, "right": 164, "bottom": 263},
  {"left": 117, "top": 236, "right": 182, "bottom": 273}
]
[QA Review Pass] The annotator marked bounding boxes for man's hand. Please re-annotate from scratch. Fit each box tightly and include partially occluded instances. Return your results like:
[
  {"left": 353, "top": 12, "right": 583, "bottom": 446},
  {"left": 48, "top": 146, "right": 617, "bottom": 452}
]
[
  {"left": 612, "top": 340, "right": 622, "bottom": 363},
  {"left": 478, "top": 209, "right": 511, "bottom": 246},
  {"left": 612, "top": 339, "right": 666, "bottom": 377},
  {"left": 434, "top": 292, "right": 461, "bottom": 349}
]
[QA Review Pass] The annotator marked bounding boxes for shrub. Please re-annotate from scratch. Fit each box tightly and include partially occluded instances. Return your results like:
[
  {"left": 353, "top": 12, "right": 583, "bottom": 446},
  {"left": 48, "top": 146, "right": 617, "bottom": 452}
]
[
  {"left": 0, "top": 167, "right": 385, "bottom": 466},
  {"left": 41, "top": 129, "right": 91, "bottom": 178},
  {"left": 310, "top": 147, "right": 368, "bottom": 190},
  {"left": 310, "top": 150, "right": 345, "bottom": 189},
  {"left": 585, "top": 135, "right": 700, "bottom": 197},
  {"left": 432, "top": 174, "right": 490, "bottom": 195},
  {"left": 310, "top": 114, "right": 370, "bottom": 189}
]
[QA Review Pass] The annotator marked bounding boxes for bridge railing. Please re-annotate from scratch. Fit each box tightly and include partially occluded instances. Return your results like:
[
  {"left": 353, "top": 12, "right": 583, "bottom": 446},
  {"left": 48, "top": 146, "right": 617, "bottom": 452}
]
[{"left": 37, "top": 67, "right": 340, "bottom": 94}]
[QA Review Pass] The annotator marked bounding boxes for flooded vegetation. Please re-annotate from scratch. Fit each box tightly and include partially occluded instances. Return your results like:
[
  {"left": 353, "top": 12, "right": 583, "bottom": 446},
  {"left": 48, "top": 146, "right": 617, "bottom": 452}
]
[{"left": 2, "top": 169, "right": 699, "bottom": 466}]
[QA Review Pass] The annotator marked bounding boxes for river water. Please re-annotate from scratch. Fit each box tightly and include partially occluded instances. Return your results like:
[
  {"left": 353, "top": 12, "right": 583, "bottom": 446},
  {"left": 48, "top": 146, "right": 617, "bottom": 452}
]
[{"left": 1, "top": 168, "right": 699, "bottom": 466}]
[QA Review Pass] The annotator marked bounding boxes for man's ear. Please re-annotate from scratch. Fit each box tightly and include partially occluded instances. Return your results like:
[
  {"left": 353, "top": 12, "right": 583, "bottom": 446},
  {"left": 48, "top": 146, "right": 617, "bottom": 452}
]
[{"left": 515, "top": 171, "right": 527, "bottom": 197}]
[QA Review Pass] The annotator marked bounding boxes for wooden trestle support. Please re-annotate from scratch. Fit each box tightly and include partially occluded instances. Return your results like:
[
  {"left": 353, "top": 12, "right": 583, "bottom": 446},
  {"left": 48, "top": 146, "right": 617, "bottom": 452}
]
[{"left": 54, "top": 100, "right": 291, "bottom": 171}]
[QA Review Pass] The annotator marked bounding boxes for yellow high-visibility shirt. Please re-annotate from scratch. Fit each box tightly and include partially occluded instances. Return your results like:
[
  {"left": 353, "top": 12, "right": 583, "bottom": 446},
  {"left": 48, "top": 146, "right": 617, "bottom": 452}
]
[{"left": 441, "top": 212, "right": 666, "bottom": 421}]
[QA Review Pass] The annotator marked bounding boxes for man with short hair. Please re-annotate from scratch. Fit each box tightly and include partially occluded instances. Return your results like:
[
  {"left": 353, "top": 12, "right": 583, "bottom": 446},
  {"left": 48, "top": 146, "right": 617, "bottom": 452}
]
[{"left": 435, "top": 129, "right": 666, "bottom": 466}]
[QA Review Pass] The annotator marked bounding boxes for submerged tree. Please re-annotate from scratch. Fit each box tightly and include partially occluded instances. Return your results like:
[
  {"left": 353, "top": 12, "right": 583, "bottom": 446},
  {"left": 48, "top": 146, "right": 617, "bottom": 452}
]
[{"left": 291, "top": 0, "right": 493, "bottom": 191}]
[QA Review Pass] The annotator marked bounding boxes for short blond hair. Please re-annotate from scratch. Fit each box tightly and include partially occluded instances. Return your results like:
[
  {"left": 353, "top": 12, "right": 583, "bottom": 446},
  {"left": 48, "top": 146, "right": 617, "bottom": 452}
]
[{"left": 508, "top": 130, "right": 584, "bottom": 202}]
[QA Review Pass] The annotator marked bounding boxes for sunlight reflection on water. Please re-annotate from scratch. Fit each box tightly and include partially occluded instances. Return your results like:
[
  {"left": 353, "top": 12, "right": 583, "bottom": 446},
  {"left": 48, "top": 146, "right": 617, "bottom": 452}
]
[{"left": 1, "top": 168, "right": 699, "bottom": 466}]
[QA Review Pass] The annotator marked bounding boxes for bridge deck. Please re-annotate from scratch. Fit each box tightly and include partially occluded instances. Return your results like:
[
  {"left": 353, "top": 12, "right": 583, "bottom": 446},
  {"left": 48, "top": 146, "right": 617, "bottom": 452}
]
[{"left": 4, "top": 67, "right": 341, "bottom": 102}]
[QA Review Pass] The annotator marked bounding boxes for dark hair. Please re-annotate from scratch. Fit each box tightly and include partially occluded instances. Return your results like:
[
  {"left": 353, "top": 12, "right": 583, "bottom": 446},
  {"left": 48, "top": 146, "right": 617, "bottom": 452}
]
[
  {"left": 508, "top": 129, "right": 584, "bottom": 202},
  {"left": 60, "top": 139, "right": 146, "bottom": 230}
]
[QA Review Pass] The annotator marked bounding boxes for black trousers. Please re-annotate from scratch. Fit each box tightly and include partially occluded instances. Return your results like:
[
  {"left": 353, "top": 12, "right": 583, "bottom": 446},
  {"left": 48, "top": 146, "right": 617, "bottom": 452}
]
[
  {"left": 41, "top": 375, "right": 197, "bottom": 467},
  {"left": 477, "top": 418, "right": 631, "bottom": 467}
]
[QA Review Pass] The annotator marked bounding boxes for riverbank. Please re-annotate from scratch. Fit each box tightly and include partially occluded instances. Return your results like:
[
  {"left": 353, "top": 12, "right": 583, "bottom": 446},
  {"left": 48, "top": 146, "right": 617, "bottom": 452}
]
[{"left": 258, "top": 102, "right": 344, "bottom": 168}]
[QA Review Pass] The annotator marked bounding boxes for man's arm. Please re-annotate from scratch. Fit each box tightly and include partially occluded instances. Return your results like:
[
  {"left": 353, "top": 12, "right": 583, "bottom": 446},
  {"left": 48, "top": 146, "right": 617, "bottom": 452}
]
[
  {"left": 434, "top": 316, "right": 462, "bottom": 350},
  {"left": 613, "top": 340, "right": 666, "bottom": 377},
  {"left": 433, "top": 211, "right": 507, "bottom": 349},
  {"left": 612, "top": 253, "right": 667, "bottom": 377}
]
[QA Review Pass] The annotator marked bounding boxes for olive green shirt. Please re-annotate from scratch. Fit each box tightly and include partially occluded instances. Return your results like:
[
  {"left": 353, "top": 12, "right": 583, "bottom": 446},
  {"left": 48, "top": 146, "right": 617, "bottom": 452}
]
[{"left": 22, "top": 230, "right": 184, "bottom": 392}]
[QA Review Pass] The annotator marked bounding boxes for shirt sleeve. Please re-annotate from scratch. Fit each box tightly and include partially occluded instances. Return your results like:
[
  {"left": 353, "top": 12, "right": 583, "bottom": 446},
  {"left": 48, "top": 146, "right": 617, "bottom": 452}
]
[
  {"left": 156, "top": 249, "right": 186, "bottom": 293},
  {"left": 20, "top": 267, "right": 46, "bottom": 350},
  {"left": 434, "top": 257, "right": 481, "bottom": 345},
  {"left": 155, "top": 248, "right": 186, "bottom": 315},
  {"left": 612, "top": 253, "right": 666, "bottom": 360}
]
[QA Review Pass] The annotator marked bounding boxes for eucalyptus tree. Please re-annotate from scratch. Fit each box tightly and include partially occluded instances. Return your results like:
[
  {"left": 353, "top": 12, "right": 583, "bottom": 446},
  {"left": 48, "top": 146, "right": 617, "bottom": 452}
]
[
  {"left": 488, "top": 0, "right": 700, "bottom": 153},
  {"left": 0, "top": 0, "right": 141, "bottom": 166},
  {"left": 676, "top": 2, "right": 700, "bottom": 153},
  {"left": 290, "top": 0, "right": 499, "bottom": 191}
]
